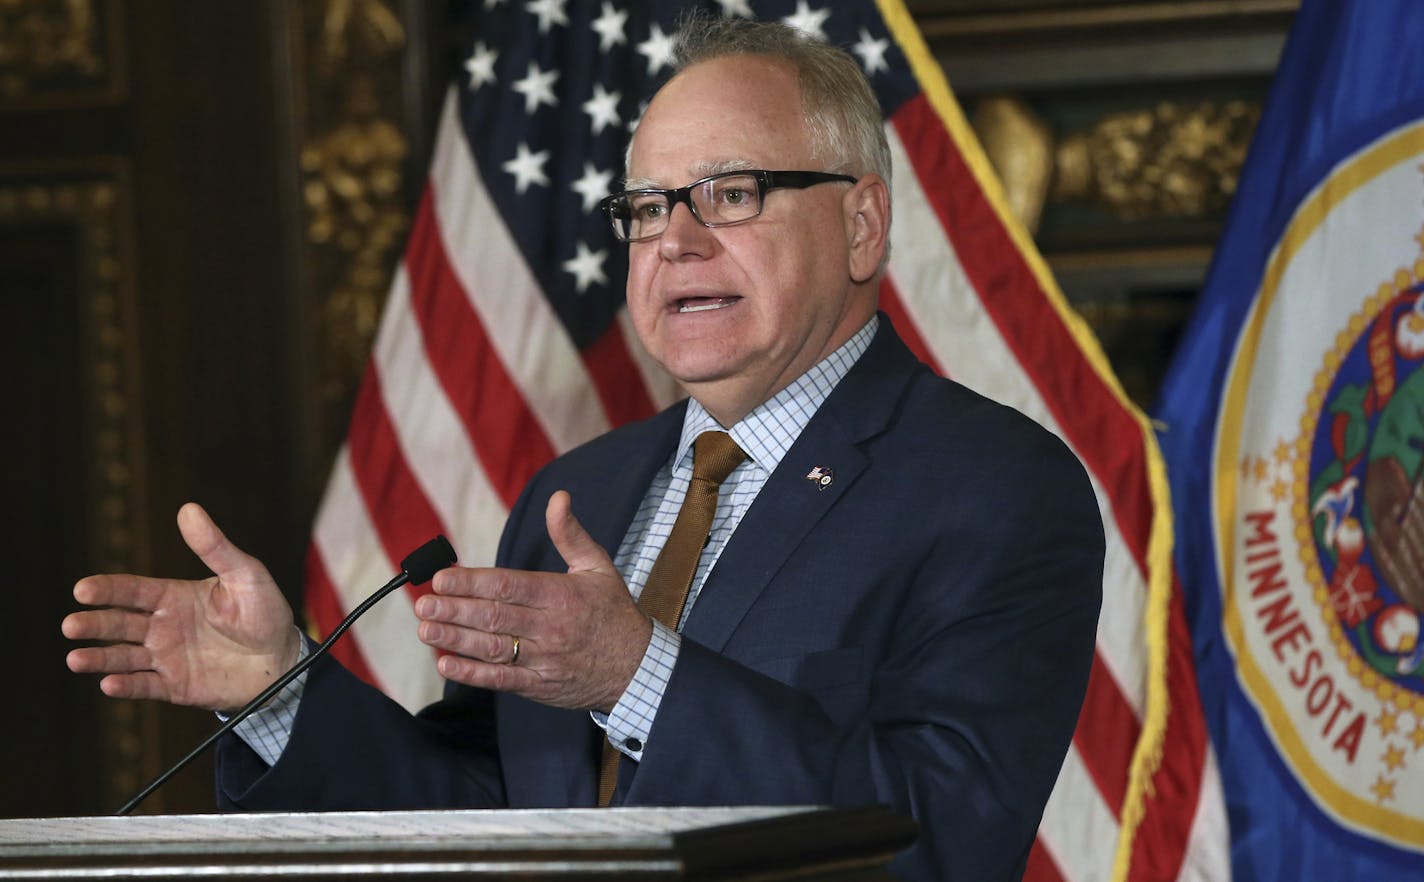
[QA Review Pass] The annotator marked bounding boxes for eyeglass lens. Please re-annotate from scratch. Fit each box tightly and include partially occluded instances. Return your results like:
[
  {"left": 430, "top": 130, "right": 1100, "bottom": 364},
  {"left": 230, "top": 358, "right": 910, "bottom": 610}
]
[{"left": 619, "top": 173, "right": 762, "bottom": 241}]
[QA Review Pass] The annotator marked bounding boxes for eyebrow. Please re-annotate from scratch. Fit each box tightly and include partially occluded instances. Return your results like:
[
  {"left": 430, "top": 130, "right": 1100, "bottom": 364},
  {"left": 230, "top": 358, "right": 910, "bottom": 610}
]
[{"left": 622, "top": 158, "right": 756, "bottom": 191}]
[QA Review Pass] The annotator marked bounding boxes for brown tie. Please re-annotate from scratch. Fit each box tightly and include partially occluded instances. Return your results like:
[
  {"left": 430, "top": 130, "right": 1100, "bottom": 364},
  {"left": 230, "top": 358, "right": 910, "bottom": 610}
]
[{"left": 597, "top": 430, "right": 747, "bottom": 807}]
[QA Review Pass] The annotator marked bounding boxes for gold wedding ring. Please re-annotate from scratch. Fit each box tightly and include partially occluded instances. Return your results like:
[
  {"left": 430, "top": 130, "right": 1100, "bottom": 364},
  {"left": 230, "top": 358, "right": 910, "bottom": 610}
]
[{"left": 509, "top": 635, "right": 521, "bottom": 666}]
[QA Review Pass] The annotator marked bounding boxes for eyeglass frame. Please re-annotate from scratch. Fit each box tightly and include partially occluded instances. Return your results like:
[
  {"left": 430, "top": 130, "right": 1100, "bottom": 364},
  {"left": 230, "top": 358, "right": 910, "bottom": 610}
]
[{"left": 599, "top": 169, "right": 859, "bottom": 243}]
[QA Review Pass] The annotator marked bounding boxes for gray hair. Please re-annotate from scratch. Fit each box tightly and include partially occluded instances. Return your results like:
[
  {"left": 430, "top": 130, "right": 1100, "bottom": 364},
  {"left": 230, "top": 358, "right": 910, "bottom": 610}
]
[{"left": 662, "top": 14, "right": 893, "bottom": 185}]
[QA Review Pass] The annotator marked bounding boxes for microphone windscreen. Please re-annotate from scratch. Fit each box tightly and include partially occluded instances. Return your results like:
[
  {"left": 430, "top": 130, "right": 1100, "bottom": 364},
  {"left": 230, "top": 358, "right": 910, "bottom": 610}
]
[{"left": 401, "top": 535, "right": 457, "bottom": 584}]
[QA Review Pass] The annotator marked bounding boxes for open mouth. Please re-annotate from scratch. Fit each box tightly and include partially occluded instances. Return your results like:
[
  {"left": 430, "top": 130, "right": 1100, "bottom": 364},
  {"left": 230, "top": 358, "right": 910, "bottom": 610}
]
[{"left": 675, "top": 296, "right": 740, "bottom": 314}]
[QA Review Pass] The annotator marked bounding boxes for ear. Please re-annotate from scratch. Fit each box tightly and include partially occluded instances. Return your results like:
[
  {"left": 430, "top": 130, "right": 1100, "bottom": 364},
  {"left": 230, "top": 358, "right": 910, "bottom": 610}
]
[{"left": 843, "top": 174, "right": 891, "bottom": 284}]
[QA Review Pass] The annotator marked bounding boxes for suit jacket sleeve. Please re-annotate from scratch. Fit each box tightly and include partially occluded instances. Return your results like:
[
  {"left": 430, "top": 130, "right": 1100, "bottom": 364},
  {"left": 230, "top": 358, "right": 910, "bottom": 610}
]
[
  {"left": 210, "top": 472, "right": 556, "bottom": 811},
  {"left": 215, "top": 642, "right": 506, "bottom": 811}
]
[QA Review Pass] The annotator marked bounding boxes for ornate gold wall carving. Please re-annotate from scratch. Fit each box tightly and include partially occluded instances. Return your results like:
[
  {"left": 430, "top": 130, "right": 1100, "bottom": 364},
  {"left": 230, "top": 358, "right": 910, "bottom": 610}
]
[
  {"left": 1054, "top": 100, "right": 1260, "bottom": 219},
  {"left": 297, "top": 0, "right": 410, "bottom": 447},
  {"left": 0, "top": 166, "right": 148, "bottom": 807},
  {"left": 973, "top": 97, "right": 1055, "bottom": 233},
  {"left": 302, "top": 117, "right": 408, "bottom": 401},
  {"left": 0, "top": 0, "right": 114, "bottom": 101},
  {"left": 975, "top": 96, "right": 1260, "bottom": 233}
]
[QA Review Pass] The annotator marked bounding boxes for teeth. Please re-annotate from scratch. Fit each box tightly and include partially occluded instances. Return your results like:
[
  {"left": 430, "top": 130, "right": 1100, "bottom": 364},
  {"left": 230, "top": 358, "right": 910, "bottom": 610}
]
[{"left": 678, "top": 298, "right": 733, "bottom": 313}]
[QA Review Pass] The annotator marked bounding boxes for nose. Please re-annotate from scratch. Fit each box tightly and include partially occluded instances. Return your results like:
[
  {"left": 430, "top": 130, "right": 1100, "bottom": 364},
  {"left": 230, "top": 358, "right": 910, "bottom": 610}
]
[{"left": 657, "top": 201, "right": 715, "bottom": 260}]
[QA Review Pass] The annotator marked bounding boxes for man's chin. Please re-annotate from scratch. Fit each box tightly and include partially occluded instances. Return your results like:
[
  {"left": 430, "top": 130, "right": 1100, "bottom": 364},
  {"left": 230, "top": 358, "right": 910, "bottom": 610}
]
[
  {"left": 666, "top": 362, "right": 740, "bottom": 387},
  {"left": 658, "top": 350, "right": 756, "bottom": 390}
]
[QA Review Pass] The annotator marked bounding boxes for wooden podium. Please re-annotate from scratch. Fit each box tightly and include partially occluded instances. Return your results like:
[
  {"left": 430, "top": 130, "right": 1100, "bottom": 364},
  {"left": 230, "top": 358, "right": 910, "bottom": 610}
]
[{"left": 0, "top": 805, "right": 916, "bottom": 880}]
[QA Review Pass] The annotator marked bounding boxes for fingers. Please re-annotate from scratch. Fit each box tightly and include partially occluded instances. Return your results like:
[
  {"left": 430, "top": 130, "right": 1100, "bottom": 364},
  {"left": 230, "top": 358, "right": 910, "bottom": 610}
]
[
  {"left": 417, "top": 620, "right": 522, "bottom": 665},
  {"left": 98, "top": 671, "right": 170, "bottom": 702},
  {"left": 431, "top": 567, "right": 546, "bottom": 606},
  {"left": 416, "top": 578, "right": 538, "bottom": 668},
  {"left": 72, "top": 573, "right": 169, "bottom": 612},
  {"left": 545, "top": 491, "right": 617, "bottom": 575},
  {"left": 413, "top": 490, "right": 639, "bottom": 711},
  {"left": 436, "top": 653, "right": 540, "bottom": 695},
  {"left": 66, "top": 642, "right": 152, "bottom": 675},
  {"left": 176, "top": 502, "right": 264, "bottom": 583},
  {"left": 68, "top": 644, "right": 172, "bottom": 703},
  {"left": 61, "top": 607, "right": 149, "bottom": 644},
  {"left": 417, "top": 592, "right": 535, "bottom": 632}
]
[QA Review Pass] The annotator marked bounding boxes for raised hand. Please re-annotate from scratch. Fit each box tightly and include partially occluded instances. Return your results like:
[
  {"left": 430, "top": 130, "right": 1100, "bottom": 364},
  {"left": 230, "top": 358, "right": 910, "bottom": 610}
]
[
  {"left": 414, "top": 491, "right": 653, "bottom": 713},
  {"left": 63, "top": 503, "right": 300, "bottom": 713}
]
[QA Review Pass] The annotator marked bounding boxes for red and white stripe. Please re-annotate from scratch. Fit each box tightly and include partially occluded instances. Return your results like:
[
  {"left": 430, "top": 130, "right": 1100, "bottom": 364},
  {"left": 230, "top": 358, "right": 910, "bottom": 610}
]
[{"left": 305, "top": 18, "right": 1227, "bottom": 881}]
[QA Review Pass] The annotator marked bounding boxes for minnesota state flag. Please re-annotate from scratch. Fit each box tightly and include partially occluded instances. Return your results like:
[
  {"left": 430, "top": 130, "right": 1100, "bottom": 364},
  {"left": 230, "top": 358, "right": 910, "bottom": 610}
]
[{"left": 1155, "top": 1, "right": 1424, "bottom": 879}]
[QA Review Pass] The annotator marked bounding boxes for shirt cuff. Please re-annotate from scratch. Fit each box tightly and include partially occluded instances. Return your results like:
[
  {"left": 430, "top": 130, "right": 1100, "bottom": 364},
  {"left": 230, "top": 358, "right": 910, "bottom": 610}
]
[
  {"left": 220, "top": 630, "right": 311, "bottom": 768},
  {"left": 590, "top": 620, "right": 681, "bottom": 761}
]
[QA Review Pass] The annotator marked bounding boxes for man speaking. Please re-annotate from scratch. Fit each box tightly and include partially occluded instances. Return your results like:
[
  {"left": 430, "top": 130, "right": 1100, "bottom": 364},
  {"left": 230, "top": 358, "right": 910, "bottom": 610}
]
[{"left": 63, "top": 16, "right": 1103, "bottom": 881}]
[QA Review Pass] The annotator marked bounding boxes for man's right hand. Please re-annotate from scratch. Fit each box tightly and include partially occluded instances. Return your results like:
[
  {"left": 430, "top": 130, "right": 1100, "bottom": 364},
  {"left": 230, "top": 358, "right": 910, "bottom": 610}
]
[{"left": 62, "top": 502, "right": 300, "bottom": 714}]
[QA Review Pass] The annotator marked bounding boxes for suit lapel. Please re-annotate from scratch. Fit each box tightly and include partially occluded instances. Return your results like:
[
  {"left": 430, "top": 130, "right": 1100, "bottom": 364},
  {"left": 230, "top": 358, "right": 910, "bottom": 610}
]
[
  {"left": 682, "top": 420, "right": 866, "bottom": 651},
  {"left": 682, "top": 319, "right": 923, "bottom": 652}
]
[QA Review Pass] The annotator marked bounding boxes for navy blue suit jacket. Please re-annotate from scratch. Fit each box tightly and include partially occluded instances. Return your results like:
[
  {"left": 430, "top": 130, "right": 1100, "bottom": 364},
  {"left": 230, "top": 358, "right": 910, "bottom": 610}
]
[{"left": 218, "top": 319, "right": 1104, "bottom": 881}]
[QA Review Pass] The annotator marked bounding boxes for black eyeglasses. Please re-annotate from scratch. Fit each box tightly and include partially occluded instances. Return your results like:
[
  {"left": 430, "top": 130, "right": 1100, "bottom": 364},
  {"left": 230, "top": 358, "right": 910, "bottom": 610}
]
[{"left": 600, "top": 169, "right": 858, "bottom": 243}]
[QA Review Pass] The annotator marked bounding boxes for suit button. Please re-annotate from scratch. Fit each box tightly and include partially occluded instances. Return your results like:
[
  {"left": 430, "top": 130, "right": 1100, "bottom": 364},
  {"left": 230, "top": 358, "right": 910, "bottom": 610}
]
[{"left": 624, "top": 737, "right": 643, "bottom": 752}]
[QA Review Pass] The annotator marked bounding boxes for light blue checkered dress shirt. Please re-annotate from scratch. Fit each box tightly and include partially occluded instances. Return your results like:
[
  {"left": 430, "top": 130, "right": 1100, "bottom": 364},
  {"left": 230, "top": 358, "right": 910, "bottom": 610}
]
[
  {"left": 234, "top": 316, "right": 878, "bottom": 769},
  {"left": 595, "top": 316, "right": 876, "bottom": 759}
]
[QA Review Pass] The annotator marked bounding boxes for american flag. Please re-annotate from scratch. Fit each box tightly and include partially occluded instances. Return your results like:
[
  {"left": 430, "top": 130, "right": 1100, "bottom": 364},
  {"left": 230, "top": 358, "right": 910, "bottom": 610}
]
[{"left": 302, "top": 1, "right": 1228, "bottom": 880}]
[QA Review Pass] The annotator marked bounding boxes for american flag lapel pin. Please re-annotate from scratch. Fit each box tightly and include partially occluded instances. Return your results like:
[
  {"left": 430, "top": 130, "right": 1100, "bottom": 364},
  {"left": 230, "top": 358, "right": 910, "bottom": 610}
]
[{"left": 804, "top": 466, "right": 835, "bottom": 490}]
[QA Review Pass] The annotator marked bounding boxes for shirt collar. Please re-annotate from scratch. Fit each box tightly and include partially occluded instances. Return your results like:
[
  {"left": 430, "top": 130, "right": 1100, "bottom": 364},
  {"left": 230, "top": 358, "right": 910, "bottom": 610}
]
[{"left": 673, "top": 314, "right": 879, "bottom": 476}]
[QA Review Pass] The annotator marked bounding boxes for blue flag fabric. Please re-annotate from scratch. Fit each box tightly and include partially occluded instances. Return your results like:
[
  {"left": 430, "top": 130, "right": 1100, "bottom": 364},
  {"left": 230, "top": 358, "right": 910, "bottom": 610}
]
[{"left": 1156, "top": 1, "right": 1424, "bottom": 879}]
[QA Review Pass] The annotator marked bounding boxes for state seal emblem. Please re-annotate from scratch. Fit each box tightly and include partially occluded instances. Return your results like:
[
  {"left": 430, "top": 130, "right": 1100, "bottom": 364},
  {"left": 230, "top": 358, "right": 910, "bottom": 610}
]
[{"left": 1215, "top": 119, "right": 1424, "bottom": 848}]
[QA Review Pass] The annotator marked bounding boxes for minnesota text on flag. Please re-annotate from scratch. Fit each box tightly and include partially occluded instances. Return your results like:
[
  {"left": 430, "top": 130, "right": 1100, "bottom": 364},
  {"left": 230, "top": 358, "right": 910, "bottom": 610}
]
[{"left": 304, "top": 2, "right": 1225, "bottom": 880}]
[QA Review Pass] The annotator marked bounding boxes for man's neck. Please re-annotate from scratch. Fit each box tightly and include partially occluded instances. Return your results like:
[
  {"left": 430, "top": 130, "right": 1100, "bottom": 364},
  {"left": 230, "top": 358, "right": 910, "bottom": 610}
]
[
  {"left": 684, "top": 310, "right": 880, "bottom": 427},
  {"left": 684, "top": 313, "right": 880, "bottom": 430}
]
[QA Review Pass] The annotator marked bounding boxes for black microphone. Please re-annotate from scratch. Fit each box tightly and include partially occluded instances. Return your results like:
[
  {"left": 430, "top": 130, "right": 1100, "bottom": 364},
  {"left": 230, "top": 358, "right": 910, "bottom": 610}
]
[{"left": 115, "top": 535, "right": 457, "bottom": 815}]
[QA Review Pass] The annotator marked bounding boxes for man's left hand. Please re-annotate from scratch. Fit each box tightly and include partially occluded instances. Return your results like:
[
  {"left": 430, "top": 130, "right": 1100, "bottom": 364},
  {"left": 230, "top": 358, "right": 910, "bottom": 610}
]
[{"left": 414, "top": 490, "right": 652, "bottom": 713}]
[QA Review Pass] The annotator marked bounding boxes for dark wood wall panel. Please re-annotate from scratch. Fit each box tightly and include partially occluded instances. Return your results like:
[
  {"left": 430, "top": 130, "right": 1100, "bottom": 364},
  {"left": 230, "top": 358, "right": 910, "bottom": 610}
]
[
  {"left": 0, "top": 165, "right": 164, "bottom": 816},
  {"left": 0, "top": 0, "right": 436, "bottom": 817},
  {"left": 123, "top": 0, "right": 307, "bottom": 590},
  {"left": 0, "top": 216, "right": 102, "bottom": 818},
  {"left": 0, "top": 0, "right": 316, "bottom": 816}
]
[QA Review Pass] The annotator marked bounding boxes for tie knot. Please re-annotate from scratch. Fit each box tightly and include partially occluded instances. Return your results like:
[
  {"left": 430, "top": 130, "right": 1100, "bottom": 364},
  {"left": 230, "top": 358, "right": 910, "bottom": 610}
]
[{"left": 692, "top": 431, "right": 746, "bottom": 486}]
